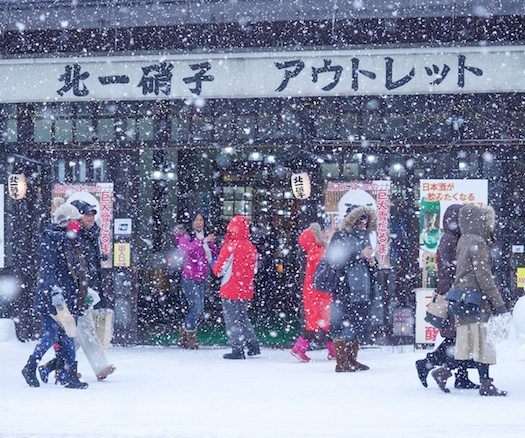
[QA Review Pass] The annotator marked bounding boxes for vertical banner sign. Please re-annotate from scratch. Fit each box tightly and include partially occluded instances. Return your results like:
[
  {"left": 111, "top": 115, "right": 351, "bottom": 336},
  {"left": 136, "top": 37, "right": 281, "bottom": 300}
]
[
  {"left": 114, "top": 243, "right": 131, "bottom": 267},
  {"left": 416, "top": 179, "right": 488, "bottom": 344},
  {"left": 0, "top": 185, "right": 4, "bottom": 269},
  {"left": 52, "top": 183, "right": 114, "bottom": 268},
  {"left": 324, "top": 180, "right": 391, "bottom": 269}
]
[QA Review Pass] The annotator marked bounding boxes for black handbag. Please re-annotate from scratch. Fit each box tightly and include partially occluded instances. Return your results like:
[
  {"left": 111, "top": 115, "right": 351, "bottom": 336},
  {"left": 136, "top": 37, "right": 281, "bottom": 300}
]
[
  {"left": 445, "top": 288, "right": 483, "bottom": 319},
  {"left": 312, "top": 258, "right": 341, "bottom": 294}
]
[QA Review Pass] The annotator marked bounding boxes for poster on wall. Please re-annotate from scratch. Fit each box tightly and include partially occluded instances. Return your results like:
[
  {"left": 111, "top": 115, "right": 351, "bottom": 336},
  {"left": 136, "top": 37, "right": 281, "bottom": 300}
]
[
  {"left": 419, "top": 179, "right": 488, "bottom": 288},
  {"left": 52, "top": 183, "right": 114, "bottom": 268},
  {"left": 0, "top": 185, "right": 4, "bottom": 269},
  {"left": 416, "top": 179, "right": 488, "bottom": 344},
  {"left": 324, "top": 180, "right": 391, "bottom": 269}
]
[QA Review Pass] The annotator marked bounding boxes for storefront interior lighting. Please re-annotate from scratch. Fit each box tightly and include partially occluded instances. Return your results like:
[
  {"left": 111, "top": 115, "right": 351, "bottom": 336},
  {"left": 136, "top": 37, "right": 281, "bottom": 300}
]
[
  {"left": 459, "top": 162, "right": 468, "bottom": 170},
  {"left": 249, "top": 151, "right": 263, "bottom": 161},
  {"left": 264, "top": 155, "right": 276, "bottom": 164},
  {"left": 366, "top": 155, "right": 376, "bottom": 163},
  {"left": 151, "top": 171, "right": 164, "bottom": 180}
]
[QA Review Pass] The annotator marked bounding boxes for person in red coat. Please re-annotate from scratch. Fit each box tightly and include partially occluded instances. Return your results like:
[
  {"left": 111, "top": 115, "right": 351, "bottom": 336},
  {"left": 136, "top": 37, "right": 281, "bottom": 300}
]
[
  {"left": 291, "top": 223, "right": 333, "bottom": 362},
  {"left": 213, "top": 215, "right": 260, "bottom": 359}
]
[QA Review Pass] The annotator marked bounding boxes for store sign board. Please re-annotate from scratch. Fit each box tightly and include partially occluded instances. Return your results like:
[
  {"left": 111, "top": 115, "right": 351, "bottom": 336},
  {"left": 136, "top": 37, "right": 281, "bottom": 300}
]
[
  {"left": 3, "top": 46, "right": 525, "bottom": 102},
  {"left": 415, "top": 288, "right": 440, "bottom": 345}
]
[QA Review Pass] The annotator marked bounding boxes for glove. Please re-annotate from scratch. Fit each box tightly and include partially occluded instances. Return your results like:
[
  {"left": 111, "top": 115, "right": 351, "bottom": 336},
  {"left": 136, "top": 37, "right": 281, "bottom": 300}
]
[
  {"left": 86, "top": 287, "right": 101, "bottom": 307},
  {"left": 51, "top": 286, "right": 65, "bottom": 309}
]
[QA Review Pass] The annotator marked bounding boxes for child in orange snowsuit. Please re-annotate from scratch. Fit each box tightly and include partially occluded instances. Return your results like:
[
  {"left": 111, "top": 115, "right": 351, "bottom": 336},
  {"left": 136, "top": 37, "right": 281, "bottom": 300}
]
[{"left": 291, "top": 223, "right": 333, "bottom": 362}]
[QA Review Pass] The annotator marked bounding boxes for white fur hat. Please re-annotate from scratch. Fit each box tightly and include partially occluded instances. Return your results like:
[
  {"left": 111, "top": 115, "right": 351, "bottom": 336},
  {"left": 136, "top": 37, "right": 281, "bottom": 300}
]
[{"left": 53, "top": 197, "right": 83, "bottom": 227}]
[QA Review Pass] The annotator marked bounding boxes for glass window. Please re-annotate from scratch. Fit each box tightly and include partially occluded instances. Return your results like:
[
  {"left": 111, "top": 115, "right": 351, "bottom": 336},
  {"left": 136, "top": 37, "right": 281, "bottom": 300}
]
[
  {"left": 97, "top": 119, "right": 115, "bottom": 141},
  {"left": 125, "top": 119, "right": 137, "bottom": 140},
  {"left": 139, "top": 118, "right": 155, "bottom": 141},
  {"left": 3, "top": 119, "right": 17, "bottom": 142},
  {"left": 34, "top": 119, "right": 53, "bottom": 143},
  {"left": 55, "top": 119, "right": 73, "bottom": 143},
  {"left": 171, "top": 117, "right": 190, "bottom": 141},
  {"left": 192, "top": 116, "right": 213, "bottom": 141},
  {"left": 76, "top": 119, "right": 94, "bottom": 142}
]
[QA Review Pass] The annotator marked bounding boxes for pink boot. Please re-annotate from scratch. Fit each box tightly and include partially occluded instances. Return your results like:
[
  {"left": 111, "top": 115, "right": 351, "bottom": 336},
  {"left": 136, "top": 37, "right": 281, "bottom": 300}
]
[
  {"left": 327, "top": 341, "right": 336, "bottom": 360},
  {"left": 291, "top": 337, "right": 311, "bottom": 362}
]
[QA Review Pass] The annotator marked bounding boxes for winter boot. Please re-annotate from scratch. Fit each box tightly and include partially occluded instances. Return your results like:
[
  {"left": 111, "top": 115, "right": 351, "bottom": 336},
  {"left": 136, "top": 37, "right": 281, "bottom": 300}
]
[
  {"left": 38, "top": 358, "right": 58, "bottom": 384},
  {"left": 21, "top": 356, "right": 39, "bottom": 387},
  {"left": 327, "top": 341, "right": 335, "bottom": 360},
  {"left": 185, "top": 330, "right": 199, "bottom": 349},
  {"left": 415, "top": 359, "right": 433, "bottom": 388},
  {"left": 291, "top": 337, "right": 311, "bottom": 363},
  {"left": 96, "top": 364, "right": 116, "bottom": 381},
  {"left": 350, "top": 341, "right": 369, "bottom": 371},
  {"left": 64, "top": 362, "right": 88, "bottom": 389},
  {"left": 333, "top": 339, "right": 355, "bottom": 372},
  {"left": 246, "top": 341, "right": 261, "bottom": 356},
  {"left": 223, "top": 347, "right": 245, "bottom": 360},
  {"left": 479, "top": 378, "right": 507, "bottom": 396},
  {"left": 431, "top": 366, "right": 452, "bottom": 393},
  {"left": 177, "top": 327, "right": 188, "bottom": 348},
  {"left": 454, "top": 367, "right": 480, "bottom": 389}
]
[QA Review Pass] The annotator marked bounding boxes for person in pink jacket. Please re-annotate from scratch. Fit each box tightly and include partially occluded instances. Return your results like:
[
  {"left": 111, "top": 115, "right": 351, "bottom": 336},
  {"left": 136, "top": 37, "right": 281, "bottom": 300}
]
[
  {"left": 213, "top": 215, "right": 260, "bottom": 359},
  {"left": 176, "top": 211, "right": 219, "bottom": 349},
  {"left": 291, "top": 223, "right": 333, "bottom": 362}
]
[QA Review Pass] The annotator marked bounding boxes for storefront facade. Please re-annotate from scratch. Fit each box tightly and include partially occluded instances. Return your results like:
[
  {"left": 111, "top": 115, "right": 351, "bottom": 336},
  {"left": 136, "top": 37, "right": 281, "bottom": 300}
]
[{"left": 1, "top": 1, "right": 525, "bottom": 345}]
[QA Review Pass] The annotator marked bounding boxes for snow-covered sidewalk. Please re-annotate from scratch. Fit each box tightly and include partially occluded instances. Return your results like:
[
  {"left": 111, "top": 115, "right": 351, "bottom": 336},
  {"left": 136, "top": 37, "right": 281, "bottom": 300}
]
[{"left": 1, "top": 337, "right": 525, "bottom": 438}]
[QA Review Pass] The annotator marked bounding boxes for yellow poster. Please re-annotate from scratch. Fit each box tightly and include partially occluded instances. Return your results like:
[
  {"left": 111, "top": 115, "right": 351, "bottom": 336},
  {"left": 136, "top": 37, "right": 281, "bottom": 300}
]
[
  {"left": 114, "top": 243, "right": 130, "bottom": 267},
  {"left": 517, "top": 268, "right": 525, "bottom": 288}
]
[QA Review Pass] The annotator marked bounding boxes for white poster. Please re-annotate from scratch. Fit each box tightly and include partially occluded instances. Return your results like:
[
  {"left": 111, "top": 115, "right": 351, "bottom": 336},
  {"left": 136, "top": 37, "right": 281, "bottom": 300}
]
[{"left": 416, "top": 179, "right": 488, "bottom": 344}]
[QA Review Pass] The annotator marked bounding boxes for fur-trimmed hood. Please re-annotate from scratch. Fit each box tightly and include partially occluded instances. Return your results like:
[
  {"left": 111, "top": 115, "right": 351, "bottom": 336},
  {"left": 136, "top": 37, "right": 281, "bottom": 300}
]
[
  {"left": 340, "top": 205, "right": 377, "bottom": 233},
  {"left": 458, "top": 204, "right": 495, "bottom": 243}
]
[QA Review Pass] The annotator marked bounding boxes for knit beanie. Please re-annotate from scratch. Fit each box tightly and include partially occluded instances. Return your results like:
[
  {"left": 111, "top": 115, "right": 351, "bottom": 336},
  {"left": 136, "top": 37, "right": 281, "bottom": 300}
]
[{"left": 53, "top": 197, "right": 83, "bottom": 227}]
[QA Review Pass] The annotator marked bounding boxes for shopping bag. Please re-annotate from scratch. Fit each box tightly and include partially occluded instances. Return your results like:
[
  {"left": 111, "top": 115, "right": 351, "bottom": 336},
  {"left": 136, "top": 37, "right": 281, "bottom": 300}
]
[
  {"left": 312, "top": 258, "right": 340, "bottom": 294},
  {"left": 92, "top": 308, "right": 114, "bottom": 351},
  {"left": 424, "top": 291, "right": 449, "bottom": 329},
  {"left": 487, "top": 312, "right": 518, "bottom": 345},
  {"left": 50, "top": 303, "right": 77, "bottom": 338}
]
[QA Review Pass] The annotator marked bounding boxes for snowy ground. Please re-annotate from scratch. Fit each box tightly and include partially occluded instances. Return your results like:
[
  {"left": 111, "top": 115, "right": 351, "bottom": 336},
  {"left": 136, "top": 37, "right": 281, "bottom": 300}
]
[{"left": 1, "top": 333, "right": 525, "bottom": 438}]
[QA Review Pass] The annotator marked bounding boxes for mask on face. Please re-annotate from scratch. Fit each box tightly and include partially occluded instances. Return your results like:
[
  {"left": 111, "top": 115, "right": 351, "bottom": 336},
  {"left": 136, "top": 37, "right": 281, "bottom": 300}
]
[{"left": 67, "top": 220, "right": 81, "bottom": 234}]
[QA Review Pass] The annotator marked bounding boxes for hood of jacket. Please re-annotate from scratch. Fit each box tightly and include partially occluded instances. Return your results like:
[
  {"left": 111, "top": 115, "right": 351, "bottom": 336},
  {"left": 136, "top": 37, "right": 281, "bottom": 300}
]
[
  {"left": 299, "top": 224, "right": 327, "bottom": 253},
  {"left": 458, "top": 204, "right": 495, "bottom": 243},
  {"left": 340, "top": 205, "right": 377, "bottom": 233},
  {"left": 443, "top": 204, "right": 462, "bottom": 237},
  {"left": 225, "top": 215, "right": 250, "bottom": 242}
]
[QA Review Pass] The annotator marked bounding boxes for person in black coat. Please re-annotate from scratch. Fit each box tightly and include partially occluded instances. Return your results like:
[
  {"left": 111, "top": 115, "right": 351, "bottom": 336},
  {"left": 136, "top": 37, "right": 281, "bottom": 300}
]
[
  {"left": 21, "top": 198, "right": 89, "bottom": 389},
  {"left": 416, "top": 204, "right": 478, "bottom": 390}
]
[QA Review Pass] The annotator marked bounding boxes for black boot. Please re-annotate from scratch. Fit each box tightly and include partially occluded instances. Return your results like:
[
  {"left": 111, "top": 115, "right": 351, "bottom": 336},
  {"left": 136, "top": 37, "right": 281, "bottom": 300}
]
[
  {"left": 38, "top": 357, "right": 58, "bottom": 384},
  {"left": 415, "top": 359, "right": 433, "bottom": 388},
  {"left": 246, "top": 341, "right": 261, "bottom": 356},
  {"left": 22, "top": 356, "right": 40, "bottom": 387},
  {"left": 479, "top": 378, "right": 507, "bottom": 396},
  {"left": 64, "top": 362, "right": 88, "bottom": 389},
  {"left": 431, "top": 366, "right": 452, "bottom": 393},
  {"left": 454, "top": 367, "right": 480, "bottom": 389},
  {"left": 223, "top": 347, "right": 245, "bottom": 360}
]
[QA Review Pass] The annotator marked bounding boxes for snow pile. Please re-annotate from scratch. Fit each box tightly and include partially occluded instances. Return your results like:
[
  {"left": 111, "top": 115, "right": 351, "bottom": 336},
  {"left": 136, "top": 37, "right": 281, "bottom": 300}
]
[{"left": 0, "top": 318, "right": 16, "bottom": 343}]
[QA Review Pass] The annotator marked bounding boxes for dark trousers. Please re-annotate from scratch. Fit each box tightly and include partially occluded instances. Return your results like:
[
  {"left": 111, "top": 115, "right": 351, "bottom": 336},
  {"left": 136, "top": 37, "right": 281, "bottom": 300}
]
[{"left": 221, "top": 298, "right": 258, "bottom": 350}]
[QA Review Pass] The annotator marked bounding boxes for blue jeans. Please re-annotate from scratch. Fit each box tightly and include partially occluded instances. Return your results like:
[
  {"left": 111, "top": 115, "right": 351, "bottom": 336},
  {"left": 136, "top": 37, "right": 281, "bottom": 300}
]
[
  {"left": 31, "top": 314, "right": 75, "bottom": 363},
  {"left": 181, "top": 276, "right": 205, "bottom": 331}
]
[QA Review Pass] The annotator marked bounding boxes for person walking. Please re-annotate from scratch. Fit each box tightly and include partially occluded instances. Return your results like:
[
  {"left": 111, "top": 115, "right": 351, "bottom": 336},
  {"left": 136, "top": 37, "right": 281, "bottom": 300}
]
[
  {"left": 415, "top": 204, "right": 478, "bottom": 390},
  {"left": 432, "top": 204, "right": 508, "bottom": 396},
  {"left": 176, "top": 211, "right": 219, "bottom": 349},
  {"left": 213, "top": 215, "right": 260, "bottom": 359},
  {"left": 328, "top": 205, "right": 377, "bottom": 373},
  {"left": 291, "top": 223, "right": 333, "bottom": 362},
  {"left": 21, "top": 198, "right": 89, "bottom": 389}
]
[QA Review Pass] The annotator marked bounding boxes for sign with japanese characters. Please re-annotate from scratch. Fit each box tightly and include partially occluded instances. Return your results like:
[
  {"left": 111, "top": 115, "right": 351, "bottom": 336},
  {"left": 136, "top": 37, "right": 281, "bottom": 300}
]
[
  {"left": 2, "top": 46, "right": 525, "bottom": 102},
  {"left": 291, "top": 172, "right": 311, "bottom": 199},
  {"left": 324, "top": 180, "right": 391, "bottom": 269},
  {"left": 415, "top": 288, "right": 440, "bottom": 344},
  {"left": 419, "top": 179, "right": 488, "bottom": 289},
  {"left": 114, "top": 243, "right": 131, "bottom": 267},
  {"left": 52, "top": 183, "right": 114, "bottom": 268}
]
